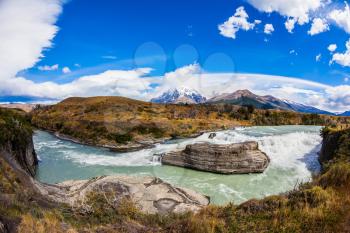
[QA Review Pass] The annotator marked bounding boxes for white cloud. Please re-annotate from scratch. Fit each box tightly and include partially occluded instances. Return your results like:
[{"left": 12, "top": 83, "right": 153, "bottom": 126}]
[
  {"left": 316, "top": 54, "right": 321, "bottom": 62},
  {"left": 331, "top": 39, "right": 350, "bottom": 67},
  {"left": 2, "top": 61, "right": 350, "bottom": 111},
  {"left": 264, "top": 24, "right": 274, "bottom": 34},
  {"left": 246, "top": 0, "right": 324, "bottom": 25},
  {"left": 328, "top": 44, "right": 337, "bottom": 52},
  {"left": 328, "top": 2, "right": 350, "bottom": 34},
  {"left": 38, "top": 64, "right": 59, "bottom": 71},
  {"left": 285, "top": 18, "right": 296, "bottom": 33},
  {"left": 218, "top": 6, "right": 257, "bottom": 39},
  {"left": 0, "top": 68, "right": 154, "bottom": 100},
  {"left": 102, "top": 55, "right": 117, "bottom": 60},
  {"left": 345, "top": 77, "right": 349, "bottom": 82},
  {"left": 62, "top": 66, "right": 71, "bottom": 74},
  {"left": 308, "top": 18, "right": 329, "bottom": 35},
  {"left": 289, "top": 50, "right": 298, "bottom": 55},
  {"left": 0, "top": 0, "right": 62, "bottom": 81},
  {"left": 254, "top": 20, "right": 262, "bottom": 24}
]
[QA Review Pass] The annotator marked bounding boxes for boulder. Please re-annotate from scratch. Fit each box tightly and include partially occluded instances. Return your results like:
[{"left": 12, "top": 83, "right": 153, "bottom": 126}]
[
  {"left": 161, "top": 141, "right": 269, "bottom": 174},
  {"left": 208, "top": 133, "right": 216, "bottom": 139},
  {"left": 44, "top": 176, "right": 209, "bottom": 215}
]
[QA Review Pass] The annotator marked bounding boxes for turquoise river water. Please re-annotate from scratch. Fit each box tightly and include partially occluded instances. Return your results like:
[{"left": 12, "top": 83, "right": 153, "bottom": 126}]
[{"left": 35, "top": 125, "right": 322, "bottom": 205}]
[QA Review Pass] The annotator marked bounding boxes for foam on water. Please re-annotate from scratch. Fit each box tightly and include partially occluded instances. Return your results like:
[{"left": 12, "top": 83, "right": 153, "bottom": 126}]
[{"left": 34, "top": 125, "right": 322, "bottom": 204}]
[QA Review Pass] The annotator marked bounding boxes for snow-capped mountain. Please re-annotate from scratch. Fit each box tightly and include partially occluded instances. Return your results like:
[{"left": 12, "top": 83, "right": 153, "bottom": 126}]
[
  {"left": 208, "top": 89, "right": 334, "bottom": 115},
  {"left": 281, "top": 99, "right": 334, "bottom": 115},
  {"left": 151, "top": 87, "right": 207, "bottom": 104},
  {"left": 152, "top": 88, "right": 336, "bottom": 115}
]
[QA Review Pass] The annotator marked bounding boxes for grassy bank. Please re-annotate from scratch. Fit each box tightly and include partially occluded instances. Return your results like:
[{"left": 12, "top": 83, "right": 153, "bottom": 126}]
[{"left": 30, "top": 96, "right": 349, "bottom": 149}]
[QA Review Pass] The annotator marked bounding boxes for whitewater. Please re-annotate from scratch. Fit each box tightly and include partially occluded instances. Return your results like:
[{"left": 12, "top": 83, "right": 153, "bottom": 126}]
[{"left": 34, "top": 125, "right": 322, "bottom": 205}]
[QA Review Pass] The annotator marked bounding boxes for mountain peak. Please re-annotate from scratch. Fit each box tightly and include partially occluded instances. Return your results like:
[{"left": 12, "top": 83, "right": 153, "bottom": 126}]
[
  {"left": 234, "top": 89, "right": 254, "bottom": 95},
  {"left": 151, "top": 87, "right": 207, "bottom": 104}
]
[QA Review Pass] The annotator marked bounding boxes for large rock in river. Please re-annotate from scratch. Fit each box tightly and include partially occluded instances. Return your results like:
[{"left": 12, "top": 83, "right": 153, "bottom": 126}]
[{"left": 161, "top": 141, "right": 269, "bottom": 174}]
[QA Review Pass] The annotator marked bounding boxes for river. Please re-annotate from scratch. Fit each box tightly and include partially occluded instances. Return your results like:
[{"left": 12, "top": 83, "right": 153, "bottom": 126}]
[{"left": 34, "top": 125, "right": 322, "bottom": 205}]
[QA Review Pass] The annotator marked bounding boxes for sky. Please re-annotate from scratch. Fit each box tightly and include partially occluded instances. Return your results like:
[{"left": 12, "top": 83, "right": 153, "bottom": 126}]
[{"left": 2, "top": 0, "right": 350, "bottom": 112}]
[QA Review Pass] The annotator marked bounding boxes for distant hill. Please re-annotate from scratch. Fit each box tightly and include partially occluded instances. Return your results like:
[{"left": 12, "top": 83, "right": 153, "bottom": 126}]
[
  {"left": 151, "top": 87, "right": 207, "bottom": 104},
  {"left": 338, "top": 111, "right": 350, "bottom": 116},
  {"left": 207, "top": 89, "right": 334, "bottom": 115},
  {"left": 0, "top": 103, "right": 38, "bottom": 113},
  {"left": 31, "top": 95, "right": 343, "bottom": 152}
]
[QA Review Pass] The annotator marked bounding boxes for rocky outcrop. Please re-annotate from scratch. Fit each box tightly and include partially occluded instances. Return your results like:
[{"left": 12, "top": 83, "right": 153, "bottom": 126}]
[
  {"left": 319, "top": 129, "right": 342, "bottom": 164},
  {"left": 54, "top": 132, "right": 157, "bottom": 153},
  {"left": 162, "top": 141, "right": 269, "bottom": 174},
  {"left": 40, "top": 176, "right": 209, "bottom": 214},
  {"left": 0, "top": 136, "right": 38, "bottom": 177},
  {"left": 0, "top": 108, "right": 38, "bottom": 177}
]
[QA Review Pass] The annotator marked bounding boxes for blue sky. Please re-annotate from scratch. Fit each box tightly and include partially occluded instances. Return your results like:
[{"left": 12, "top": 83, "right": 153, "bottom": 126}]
[
  {"left": 27, "top": 0, "right": 350, "bottom": 83},
  {"left": 2, "top": 0, "right": 350, "bottom": 112}
]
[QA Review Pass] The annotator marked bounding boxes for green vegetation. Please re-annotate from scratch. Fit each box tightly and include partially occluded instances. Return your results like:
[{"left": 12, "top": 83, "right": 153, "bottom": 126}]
[
  {"left": 0, "top": 107, "right": 32, "bottom": 147},
  {"left": 30, "top": 97, "right": 349, "bottom": 149}
]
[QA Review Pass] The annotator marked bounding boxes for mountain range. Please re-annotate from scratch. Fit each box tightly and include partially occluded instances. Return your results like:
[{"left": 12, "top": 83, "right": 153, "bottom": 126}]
[{"left": 151, "top": 88, "right": 340, "bottom": 115}]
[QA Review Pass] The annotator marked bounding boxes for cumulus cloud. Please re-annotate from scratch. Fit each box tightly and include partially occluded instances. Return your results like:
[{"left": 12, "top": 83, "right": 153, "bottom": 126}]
[
  {"left": 38, "top": 64, "right": 59, "bottom": 71},
  {"left": 331, "top": 39, "right": 350, "bottom": 67},
  {"left": 62, "top": 66, "right": 71, "bottom": 74},
  {"left": 328, "top": 2, "right": 350, "bottom": 34},
  {"left": 0, "top": 0, "right": 62, "bottom": 81},
  {"left": 285, "top": 18, "right": 296, "bottom": 33},
  {"left": 218, "top": 6, "right": 257, "bottom": 39},
  {"left": 308, "top": 18, "right": 329, "bottom": 35},
  {"left": 0, "top": 68, "right": 154, "bottom": 100},
  {"left": 3, "top": 60, "right": 350, "bottom": 111},
  {"left": 328, "top": 44, "right": 337, "bottom": 52},
  {"left": 247, "top": 0, "right": 325, "bottom": 27},
  {"left": 264, "top": 24, "right": 274, "bottom": 34}
]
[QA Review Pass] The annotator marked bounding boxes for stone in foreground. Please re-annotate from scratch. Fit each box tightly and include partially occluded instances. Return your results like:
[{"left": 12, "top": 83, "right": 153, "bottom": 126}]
[
  {"left": 161, "top": 141, "right": 269, "bottom": 174},
  {"left": 43, "top": 176, "right": 209, "bottom": 215}
]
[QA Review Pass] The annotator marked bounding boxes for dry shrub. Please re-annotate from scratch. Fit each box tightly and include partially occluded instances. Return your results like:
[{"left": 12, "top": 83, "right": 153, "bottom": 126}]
[
  {"left": 17, "top": 212, "right": 77, "bottom": 233},
  {"left": 319, "top": 162, "right": 350, "bottom": 188}
]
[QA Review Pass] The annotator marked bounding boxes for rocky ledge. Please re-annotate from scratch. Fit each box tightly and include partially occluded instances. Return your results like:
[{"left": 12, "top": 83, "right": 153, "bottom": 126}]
[
  {"left": 40, "top": 176, "right": 209, "bottom": 215},
  {"left": 161, "top": 141, "right": 270, "bottom": 174},
  {"left": 54, "top": 132, "right": 159, "bottom": 152}
]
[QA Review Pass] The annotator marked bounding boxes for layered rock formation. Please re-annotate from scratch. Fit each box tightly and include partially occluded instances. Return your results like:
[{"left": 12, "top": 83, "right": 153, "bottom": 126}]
[
  {"left": 42, "top": 176, "right": 209, "bottom": 215},
  {"left": 162, "top": 141, "right": 269, "bottom": 174}
]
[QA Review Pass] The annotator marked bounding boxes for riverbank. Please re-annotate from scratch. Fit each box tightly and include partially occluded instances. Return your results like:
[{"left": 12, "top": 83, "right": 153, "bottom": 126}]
[{"left": 30, "top": 96, "right": 348, "bottom": 154}]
